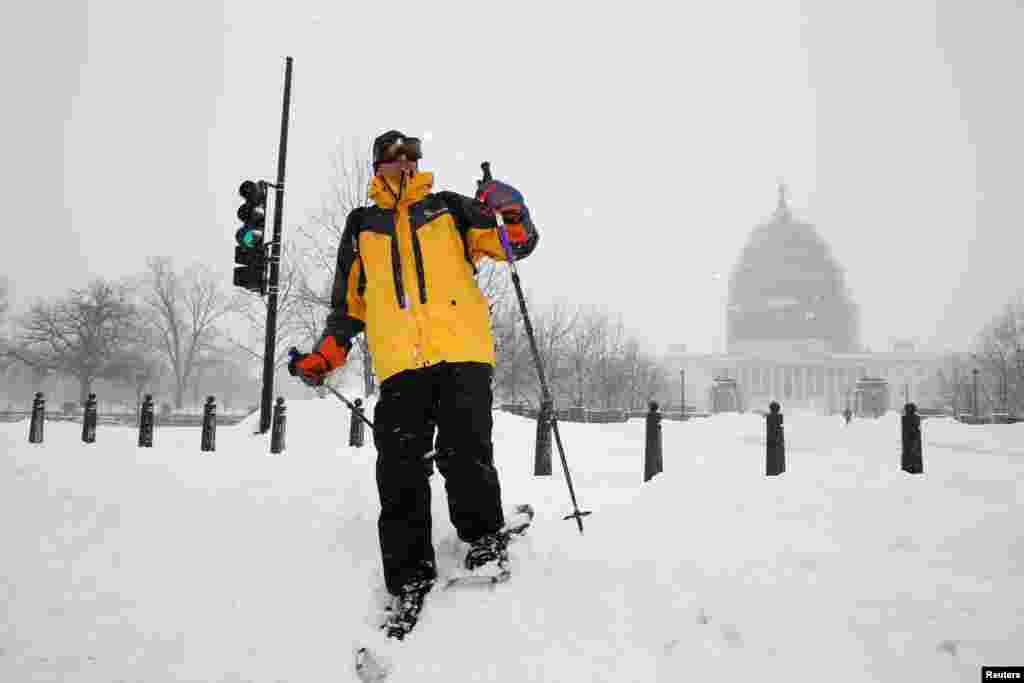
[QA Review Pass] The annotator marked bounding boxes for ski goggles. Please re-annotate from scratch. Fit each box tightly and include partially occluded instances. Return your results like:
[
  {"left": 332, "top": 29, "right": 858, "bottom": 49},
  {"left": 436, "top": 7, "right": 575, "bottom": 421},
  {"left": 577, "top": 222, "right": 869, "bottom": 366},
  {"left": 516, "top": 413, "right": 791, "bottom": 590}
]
[{"left": 374, "top": 136, "right": 422, "bottom": 165}]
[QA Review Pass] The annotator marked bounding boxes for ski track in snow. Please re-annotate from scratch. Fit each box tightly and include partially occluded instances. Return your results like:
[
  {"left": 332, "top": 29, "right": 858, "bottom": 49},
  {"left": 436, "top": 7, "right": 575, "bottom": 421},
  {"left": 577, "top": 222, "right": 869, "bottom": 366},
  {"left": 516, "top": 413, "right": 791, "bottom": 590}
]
[{"left": 1, "top": 405, "right": 1022, "bottom": 682}]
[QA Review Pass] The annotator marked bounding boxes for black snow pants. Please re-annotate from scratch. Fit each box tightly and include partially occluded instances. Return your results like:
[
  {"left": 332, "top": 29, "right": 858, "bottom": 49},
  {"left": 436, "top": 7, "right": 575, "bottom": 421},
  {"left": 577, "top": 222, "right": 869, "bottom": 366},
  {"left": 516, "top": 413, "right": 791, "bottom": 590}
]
[{"left": 373, "top": 361, "right": 505, "bottom": 595}]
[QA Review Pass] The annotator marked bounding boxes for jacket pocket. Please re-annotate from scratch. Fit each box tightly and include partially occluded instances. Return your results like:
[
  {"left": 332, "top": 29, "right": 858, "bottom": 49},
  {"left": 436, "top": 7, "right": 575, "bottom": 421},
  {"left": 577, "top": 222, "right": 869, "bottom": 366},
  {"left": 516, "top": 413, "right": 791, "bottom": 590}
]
[{"left": 359, "top": 231, "right": 404, "bottom": 309}]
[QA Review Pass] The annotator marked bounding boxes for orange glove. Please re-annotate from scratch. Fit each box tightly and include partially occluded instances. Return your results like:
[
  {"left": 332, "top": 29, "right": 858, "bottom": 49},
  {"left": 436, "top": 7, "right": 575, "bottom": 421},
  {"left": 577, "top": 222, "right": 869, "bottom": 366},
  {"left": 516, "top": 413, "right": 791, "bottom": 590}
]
[{"left": 287, "top": 336, "right": 348, "bottom": 386}]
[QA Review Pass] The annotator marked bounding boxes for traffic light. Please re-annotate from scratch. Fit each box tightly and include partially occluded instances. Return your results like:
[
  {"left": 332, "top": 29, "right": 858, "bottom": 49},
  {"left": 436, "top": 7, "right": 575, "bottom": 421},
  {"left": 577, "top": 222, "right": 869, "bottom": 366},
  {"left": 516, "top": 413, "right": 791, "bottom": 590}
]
[{"left": 233, "top": 180, "right": 267, "bottom": 294}]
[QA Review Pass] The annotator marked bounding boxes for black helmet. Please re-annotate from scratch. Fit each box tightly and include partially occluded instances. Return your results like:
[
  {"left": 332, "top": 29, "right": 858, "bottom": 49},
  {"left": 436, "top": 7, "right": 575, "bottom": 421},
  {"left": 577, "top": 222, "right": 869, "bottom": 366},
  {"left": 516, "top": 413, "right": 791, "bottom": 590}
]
[{"left": 372, "top": 130, "right": 422, "bottom": 169}]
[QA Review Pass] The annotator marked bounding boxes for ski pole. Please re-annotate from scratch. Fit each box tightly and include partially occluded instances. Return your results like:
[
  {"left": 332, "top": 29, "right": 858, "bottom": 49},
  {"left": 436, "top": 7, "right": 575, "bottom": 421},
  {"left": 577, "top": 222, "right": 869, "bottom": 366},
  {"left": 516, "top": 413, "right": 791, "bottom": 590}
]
[
  {"left": 324, "top": 385, "right": 377, "bottom": 431},
  {"left": 287, "top": 347, "right": 436, "bottom": 462},
  {"left": 478, "top": 162, "right": 591, "bottom": 534},
  {"left": 322, "top": 382, "right": 436, "bottom": 462},
  {"left": 287, "top": 347, "right": 375, "bottom": 430}
]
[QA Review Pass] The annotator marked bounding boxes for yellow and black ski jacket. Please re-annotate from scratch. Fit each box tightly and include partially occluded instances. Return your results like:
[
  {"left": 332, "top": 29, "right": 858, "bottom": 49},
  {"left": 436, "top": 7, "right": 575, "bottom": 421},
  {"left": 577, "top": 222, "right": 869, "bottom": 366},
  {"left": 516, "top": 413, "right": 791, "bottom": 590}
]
[{"left": 320, "top": 171, "right": 539, "bottom": 384}]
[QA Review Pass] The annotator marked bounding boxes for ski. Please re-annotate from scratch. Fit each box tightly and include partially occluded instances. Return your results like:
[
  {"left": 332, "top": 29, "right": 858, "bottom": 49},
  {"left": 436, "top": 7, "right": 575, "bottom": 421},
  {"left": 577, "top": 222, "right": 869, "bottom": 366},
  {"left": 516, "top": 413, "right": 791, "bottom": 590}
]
[
  {"left": 443, "top": 503, "right": 534, "bottom": 589},
  {"left": 442, "top": 566, "right": 510, "bottom": 589}
]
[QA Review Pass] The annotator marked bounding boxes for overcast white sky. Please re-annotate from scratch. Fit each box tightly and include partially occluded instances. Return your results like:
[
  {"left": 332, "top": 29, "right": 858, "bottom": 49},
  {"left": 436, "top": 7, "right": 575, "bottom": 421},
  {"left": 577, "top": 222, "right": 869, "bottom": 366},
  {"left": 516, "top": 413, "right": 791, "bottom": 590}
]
[{"left": 3, "top": 0, "right": 1021, "bottom": 355}]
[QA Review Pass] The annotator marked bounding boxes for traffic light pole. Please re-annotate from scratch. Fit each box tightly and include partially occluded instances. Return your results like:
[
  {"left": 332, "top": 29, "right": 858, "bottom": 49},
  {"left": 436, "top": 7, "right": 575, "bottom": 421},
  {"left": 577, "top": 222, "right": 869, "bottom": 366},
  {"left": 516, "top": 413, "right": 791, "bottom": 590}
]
[{"left": 259, "top": 56, "right": 293, "bottom": 434}]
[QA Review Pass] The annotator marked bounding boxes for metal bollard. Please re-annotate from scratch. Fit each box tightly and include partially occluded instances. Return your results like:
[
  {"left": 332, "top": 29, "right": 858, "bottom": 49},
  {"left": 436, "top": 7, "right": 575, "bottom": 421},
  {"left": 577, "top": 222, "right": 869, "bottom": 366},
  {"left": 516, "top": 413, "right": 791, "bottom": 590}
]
[
  {"left": 28, "top": 392, "right": 45, "bottom": 444},
  {"left": 349, "top": 398, "right": 365, "bottom": 448},
  {"left": 644, "top": 400, "right": 663, "bottom": 483},
  {"left": 138, "top": 395, "right": 155, "bottom": 447},
  {"left": 82, "top": 393, "right": 98, "bottom": 444},
  {"left": 534, "top": 398, "right": 553, "bottom": 476},
  {"left": 901, "top": 403, "right": 923, "bottom": 474},
  {"left": 766, "top": 401, "right": 785, "bottom": 476},
  {"left": 201, "top": 396, "right": 217, "bottom": 453},
  {"left": 270, "top": 397, "right": 287, "bottom": 454}
]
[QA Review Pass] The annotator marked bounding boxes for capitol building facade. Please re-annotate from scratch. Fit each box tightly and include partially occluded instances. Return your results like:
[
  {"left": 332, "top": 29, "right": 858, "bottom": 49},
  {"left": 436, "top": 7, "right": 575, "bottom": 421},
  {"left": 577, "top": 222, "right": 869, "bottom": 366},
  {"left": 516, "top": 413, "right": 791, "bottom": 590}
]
[{"left": 666, "top": 186, "right": 943, "bottom": 415}]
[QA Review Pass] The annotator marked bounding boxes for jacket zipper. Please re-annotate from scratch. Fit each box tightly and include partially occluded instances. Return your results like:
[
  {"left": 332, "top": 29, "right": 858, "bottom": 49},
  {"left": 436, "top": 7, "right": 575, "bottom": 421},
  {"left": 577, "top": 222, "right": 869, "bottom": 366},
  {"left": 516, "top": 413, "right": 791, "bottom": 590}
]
[
  {"left": 407, "top": 218, "right": 427, "bottom": 365},
  {"left": 393, "top": 203, "right": 427, "bottom": 365},
  {"left": 410, "top": 228, "right": 427, "bottom": 305},
  {"left": 389, "top": 214, "right": 406, "bottom": 309}
]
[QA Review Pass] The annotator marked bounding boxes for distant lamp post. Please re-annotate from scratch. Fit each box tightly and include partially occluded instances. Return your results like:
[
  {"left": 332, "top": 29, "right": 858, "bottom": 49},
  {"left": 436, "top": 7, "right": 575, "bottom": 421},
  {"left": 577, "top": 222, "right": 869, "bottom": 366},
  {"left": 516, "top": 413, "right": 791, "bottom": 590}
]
[
  {"left": 1016, "top": 346, "right": 1024, "bottom": 418},
  {"left": 972, "top": 368, "right": 980, "bottom": 422},
  {"left": 960, "top": 378, "right": 970, "bottom": 420},
  {"left": 680, "top": 369, "right": 687, "bottom": 421},
  {"left": 993, "top": 357, "right": 1012, "bottom": 424},
  {"left": 1001, "top": 366, "right": 1009, "bottom": 414}
]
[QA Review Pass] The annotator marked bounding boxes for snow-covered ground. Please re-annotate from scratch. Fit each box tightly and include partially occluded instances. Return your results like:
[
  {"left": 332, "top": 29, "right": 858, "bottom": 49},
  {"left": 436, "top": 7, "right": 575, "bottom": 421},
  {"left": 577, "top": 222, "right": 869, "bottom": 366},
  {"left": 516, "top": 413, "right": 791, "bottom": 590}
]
[{"left": 2, "top": 393, "right": 1022, "bottom": 682}]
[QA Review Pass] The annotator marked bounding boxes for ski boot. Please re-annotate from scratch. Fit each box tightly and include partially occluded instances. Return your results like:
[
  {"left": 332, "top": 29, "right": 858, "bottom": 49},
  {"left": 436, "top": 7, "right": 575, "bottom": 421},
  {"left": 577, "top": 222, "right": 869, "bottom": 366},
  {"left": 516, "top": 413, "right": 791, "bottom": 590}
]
[
  {"left": 382, "top": 576, "right": 434, "bottom": 641},
  {"left": 464, "top": 529, "right": 510, "bottom": 578}
]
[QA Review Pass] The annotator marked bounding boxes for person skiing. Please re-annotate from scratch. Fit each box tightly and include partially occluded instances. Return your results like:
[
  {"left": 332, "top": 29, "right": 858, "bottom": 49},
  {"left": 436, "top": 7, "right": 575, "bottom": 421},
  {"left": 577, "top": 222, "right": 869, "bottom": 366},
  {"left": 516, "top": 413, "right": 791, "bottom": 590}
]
[{"left": 288, "top": 130, "right": 539, "bottom": 639}]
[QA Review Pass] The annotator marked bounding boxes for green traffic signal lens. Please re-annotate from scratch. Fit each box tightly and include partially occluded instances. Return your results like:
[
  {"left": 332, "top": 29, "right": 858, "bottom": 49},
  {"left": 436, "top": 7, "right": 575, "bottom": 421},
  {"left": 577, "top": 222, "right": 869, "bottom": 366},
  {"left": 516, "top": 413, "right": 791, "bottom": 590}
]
[
  {"left": 243, "top": 229, "right": 262, "bottom": 247},
  {"left": 235, "top": 226, "right": 263, "bottom": 248}
]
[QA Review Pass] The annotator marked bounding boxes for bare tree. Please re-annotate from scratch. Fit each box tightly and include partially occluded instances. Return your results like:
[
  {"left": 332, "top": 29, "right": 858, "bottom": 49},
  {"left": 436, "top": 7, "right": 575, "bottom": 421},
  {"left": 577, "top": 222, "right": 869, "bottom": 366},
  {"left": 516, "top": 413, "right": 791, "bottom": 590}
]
[
  {"left": 614, "top": 337, "right": 671, "bottom": 411},
  {"left": 27, "top": 364, "right": 51, "bottom": 397},
  {"left": 0, "top": 276, "right": 11, "bottom": 371},
  {"left": 199, "top": 350, "right": 261, "bottom": 413},
  {"left": 477, "top": 259, "right": 512, "bottom": 314},
  {"left": 970, "top": 292, "right": 1024, "bottom": 414},
  {"left": 13, "top": 279, "right": 142, "bottom": 404},
  {"left": 929, "top": 359, "right": 966, "bottom": 415},
  {"left": 936, "top": 354, "right": 976, "bottom": 416},
  {"left": 102, "top": 351, "right": 164, "bottom": 417},
  {"left": 494, "top": 293, "right": 578, "bottom": 406},
  {"left": 635, "top": 351, "right": 670, "bottom": 407},
  {"left": 227, "top": 240, "right": 312, "bottom": 372},
  {"left": 0, "top": 275, "right": 9, "bottom": 325},
  {"left": 293, "top": 138, "right": 379, "bottom": 395},
  {"left": 494, "top": 291, "right": 676, "bottom": 413},
  {"left": 302, "top": 138, "right": 374, "bottom": 259},
  {"left": 564, "top": 305, "right": 607, "bottom": 407},
  {"left": 140, "top": 257, "right": 239, "bottom": 410},
  {"left": 536, "top": 299, "right": 582, "bottom": 404},
  {"left": 1, "top": 361, "right": 52, "bottom": 404},
  {"left": 590, "top": 312, "right": 632, "bottom": 410},
  {"left": 491, "top": 293, "right": 531, "bottom": 403}
]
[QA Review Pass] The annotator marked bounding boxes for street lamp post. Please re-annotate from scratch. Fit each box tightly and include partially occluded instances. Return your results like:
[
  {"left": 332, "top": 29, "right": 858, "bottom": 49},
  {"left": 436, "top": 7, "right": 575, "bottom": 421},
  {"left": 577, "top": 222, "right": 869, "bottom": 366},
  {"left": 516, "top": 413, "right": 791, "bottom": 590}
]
[
  {"left": 951, "top": 368, "right": 958, "bottom": 418},
  {"left": 680, "top": 369, "right": 687, "bottom": 421},
  {"left": 1016, "top": 345, "right": 1024, "bottom": 420},
  {"left": 960, "top": 378, "right": 969, "bottom": 421},
  {"left": 972, "top": 368, "right": 980, "bottom": 422},
  {"left": 1001, "top": 367, "right": 1008, "bottom": 415},
  {"left": 992, "top": 361, "right": 1011, "bottom": 425}
]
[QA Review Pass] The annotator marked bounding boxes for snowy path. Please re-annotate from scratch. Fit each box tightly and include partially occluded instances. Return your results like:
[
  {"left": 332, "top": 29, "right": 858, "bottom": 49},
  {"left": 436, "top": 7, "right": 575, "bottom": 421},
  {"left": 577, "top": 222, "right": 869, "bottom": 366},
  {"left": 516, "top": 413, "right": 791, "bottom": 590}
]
[{"left": 2, "top": 406, "right": 1022, "bottom": 681}]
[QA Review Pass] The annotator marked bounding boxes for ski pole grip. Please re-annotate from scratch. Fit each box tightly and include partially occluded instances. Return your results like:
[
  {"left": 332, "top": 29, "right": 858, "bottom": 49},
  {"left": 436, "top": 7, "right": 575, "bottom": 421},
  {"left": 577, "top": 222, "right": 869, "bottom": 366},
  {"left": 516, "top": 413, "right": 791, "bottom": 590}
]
[
  {"left": 287, "top": 346, "right": 310, "bottom": 382},
  {"left": 477, "top": 161, "right": 515, "bottom": 262},
  {"left": 287, "top": 347, "right": 302, "bottom": 374}
]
